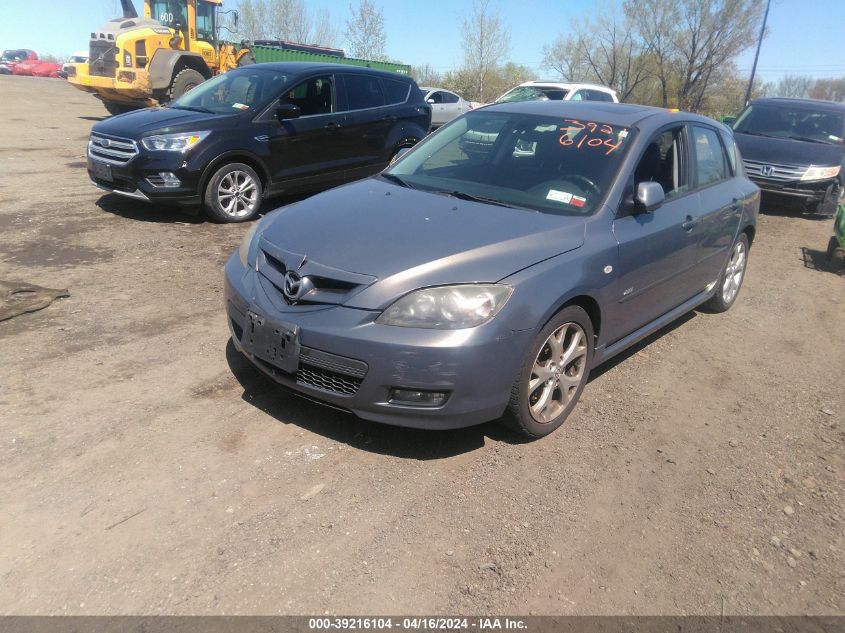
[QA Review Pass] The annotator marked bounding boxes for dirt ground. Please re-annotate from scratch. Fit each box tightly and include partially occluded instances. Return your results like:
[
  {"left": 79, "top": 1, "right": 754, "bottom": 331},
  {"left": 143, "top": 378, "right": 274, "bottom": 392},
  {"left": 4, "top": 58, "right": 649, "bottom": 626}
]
[{"left": 0, "top": 75, "right": 843, "bottom": 616}]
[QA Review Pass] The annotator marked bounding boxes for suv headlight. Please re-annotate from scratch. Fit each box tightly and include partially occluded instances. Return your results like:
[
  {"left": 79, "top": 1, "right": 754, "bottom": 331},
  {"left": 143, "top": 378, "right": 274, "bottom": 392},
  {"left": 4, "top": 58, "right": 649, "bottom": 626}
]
[
  {"left": 377, "top": 284, "right": 513, "bottom": 329},
  {"left": 801, "top": 165, "right": 841, "bottom": 181},
  {"left": 141, "top": 131, "right": 210, "bottom": 152}
]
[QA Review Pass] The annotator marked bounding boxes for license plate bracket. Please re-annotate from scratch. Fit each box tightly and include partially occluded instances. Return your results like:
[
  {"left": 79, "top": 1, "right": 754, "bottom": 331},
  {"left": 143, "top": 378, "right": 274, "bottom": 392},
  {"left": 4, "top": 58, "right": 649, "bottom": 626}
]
[
  {"left": 91, "top": 161, "right": 113, "bottom": 182},
  {"left": 243, "top": 311, "right": 300, "bottom": 374}
]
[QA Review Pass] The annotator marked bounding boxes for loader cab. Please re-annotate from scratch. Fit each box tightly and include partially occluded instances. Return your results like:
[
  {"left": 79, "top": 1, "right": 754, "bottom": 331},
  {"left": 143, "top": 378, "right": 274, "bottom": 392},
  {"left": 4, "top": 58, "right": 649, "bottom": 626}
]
[{"left": 145, "top": 0, "right": 220, "bottom": 49}]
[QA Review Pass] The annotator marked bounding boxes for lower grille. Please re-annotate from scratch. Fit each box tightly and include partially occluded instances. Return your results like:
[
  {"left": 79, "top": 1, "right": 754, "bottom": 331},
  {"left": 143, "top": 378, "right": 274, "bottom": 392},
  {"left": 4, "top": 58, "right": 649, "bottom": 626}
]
[{"left": 296, "top": 364, "right": 362, "bottom": 395}]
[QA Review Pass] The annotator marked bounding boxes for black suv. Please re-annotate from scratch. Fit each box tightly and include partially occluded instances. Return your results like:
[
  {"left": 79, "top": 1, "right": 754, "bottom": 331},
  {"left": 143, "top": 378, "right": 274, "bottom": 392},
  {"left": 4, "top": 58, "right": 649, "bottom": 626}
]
[
  {"left": 731, "top": 98, "right": 844, "bottom": 216},
  {"left": 87, "top": 62, "right": 432, "bottom": 222}
]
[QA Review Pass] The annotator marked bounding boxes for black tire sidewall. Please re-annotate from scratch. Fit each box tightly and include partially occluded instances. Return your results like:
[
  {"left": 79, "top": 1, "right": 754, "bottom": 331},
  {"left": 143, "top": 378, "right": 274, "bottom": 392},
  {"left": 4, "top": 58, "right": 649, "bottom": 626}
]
[
  {"left": 204, "top": 163, "right": 262, "bottom": 223},
  {"left": 169, "top": 68, "right": 205, "bottom": 101},
  {"left": 507, "top": 305, "right": 594, "bottom": 438}
]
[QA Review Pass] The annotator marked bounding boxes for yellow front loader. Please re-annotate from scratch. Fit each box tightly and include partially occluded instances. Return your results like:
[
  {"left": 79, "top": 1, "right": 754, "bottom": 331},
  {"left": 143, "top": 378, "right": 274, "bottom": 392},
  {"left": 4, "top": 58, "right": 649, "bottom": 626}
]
[{"left": 67, "top": 0, "right": 254, "bottom": 114}]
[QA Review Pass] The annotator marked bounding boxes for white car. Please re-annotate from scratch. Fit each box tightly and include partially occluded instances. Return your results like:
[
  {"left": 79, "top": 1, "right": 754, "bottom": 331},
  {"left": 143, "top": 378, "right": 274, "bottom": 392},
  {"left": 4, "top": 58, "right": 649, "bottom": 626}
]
[
  {"left": 61, "top": 51, "right": 88, "bottom": 77},
  {"left": 495, "top": 81, "right": 619, "bottom": 104},
  {"left": 420, "top": 87, "right": 472, "bottom": 128}
]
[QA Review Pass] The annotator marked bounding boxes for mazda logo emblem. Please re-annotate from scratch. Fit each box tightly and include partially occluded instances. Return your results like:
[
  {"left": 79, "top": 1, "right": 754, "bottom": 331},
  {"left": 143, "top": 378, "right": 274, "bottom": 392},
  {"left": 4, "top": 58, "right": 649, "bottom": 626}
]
[
  {"left": 761, "top": 165, "right": 774, "bottom": 177},
  {"left": 282, "top": 270, "right": 313, "bottom": 302}
]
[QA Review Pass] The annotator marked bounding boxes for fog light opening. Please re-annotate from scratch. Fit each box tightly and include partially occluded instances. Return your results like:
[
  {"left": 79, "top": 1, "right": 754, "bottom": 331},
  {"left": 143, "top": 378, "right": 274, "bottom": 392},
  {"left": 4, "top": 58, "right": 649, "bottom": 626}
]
[{"left": 388, "top": 388, "right": 449, "bottom": 408}]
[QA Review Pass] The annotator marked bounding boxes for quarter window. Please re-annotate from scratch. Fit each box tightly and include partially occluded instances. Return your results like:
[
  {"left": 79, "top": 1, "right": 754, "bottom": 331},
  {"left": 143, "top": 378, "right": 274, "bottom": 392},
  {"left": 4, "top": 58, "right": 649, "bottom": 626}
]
[
  {"left": 692, "top": 126, "right": 727, "bottom": 187},
  {"left": 344, "top": 74, "right": 386, "bottom": 110},
  {"left": 382, "top": 78, "right": 409, "bottom": 104}
]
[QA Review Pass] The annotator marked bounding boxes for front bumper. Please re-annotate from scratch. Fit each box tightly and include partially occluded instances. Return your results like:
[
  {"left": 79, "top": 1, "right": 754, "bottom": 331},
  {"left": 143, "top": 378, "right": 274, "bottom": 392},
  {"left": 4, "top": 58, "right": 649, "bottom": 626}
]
[
  {"left": 87, "top": 144, "right": 203, "bottom": 207},
  {"left": 224, "top": 253, "right": 533, "bottom": 430},
  {"left": 68, "top": 67, "right": 156, "bottom": 106},
  {"left": 751, "top": 176, "right": 839, "bottom": 211}
]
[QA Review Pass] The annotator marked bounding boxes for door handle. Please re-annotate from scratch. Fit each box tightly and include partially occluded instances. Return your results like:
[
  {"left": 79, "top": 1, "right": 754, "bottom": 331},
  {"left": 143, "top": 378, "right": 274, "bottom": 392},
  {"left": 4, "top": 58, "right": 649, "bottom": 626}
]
[
  {"left": 682, "top": 216, "right": 699, "bottom": 231},
  {"left": 324, "top": 121, "right": 342, "bottom": 130},
  {"left": 382, "top": 114, "right": 397, "bottom": 122}
]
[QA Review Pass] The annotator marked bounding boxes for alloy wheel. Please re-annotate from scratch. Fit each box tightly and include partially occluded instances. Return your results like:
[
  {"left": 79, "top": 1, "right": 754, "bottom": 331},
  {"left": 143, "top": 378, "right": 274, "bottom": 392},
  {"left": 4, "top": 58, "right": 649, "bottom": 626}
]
[
  {"left": 528, "top": 322, "right": 588, "bottom": 424},
  {"left": 217, "top": 170, "right": 258, "bottom": 218},
  {"left": 722, "top": 239, "right": 747, "bottom": 304}
]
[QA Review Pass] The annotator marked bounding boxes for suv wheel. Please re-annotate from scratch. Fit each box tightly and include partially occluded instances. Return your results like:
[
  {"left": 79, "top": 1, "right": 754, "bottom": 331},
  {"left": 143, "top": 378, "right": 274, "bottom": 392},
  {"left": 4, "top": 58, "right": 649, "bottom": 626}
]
[
  {"left": 204, "top": 163, "right": 262, "bottom": 223},
  {"left": 501, "top": 306, "right": 593, "bottom": 439}
]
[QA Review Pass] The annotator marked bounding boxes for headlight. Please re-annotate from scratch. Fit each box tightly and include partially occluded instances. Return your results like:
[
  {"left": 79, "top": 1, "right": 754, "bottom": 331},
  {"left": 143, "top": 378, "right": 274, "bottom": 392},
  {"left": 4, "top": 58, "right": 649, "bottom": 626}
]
[
  {"left": 801, "top": 165, "right": 841, "bottom": 181},
  {"left": 141, "top": 131, "right": 210, "bottom": 152},
  {"left": 377, "top": 284, "right": 513, "bottom": 329},
  {"left": 238, "top": 222, "right": 259, "bottom": 267}
]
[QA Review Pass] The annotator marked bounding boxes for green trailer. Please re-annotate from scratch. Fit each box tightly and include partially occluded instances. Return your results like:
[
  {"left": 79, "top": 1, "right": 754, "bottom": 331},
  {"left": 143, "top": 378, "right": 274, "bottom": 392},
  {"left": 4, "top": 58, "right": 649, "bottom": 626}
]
[{"left": 251, "top": 44, "right": 410, "bottom": 75}]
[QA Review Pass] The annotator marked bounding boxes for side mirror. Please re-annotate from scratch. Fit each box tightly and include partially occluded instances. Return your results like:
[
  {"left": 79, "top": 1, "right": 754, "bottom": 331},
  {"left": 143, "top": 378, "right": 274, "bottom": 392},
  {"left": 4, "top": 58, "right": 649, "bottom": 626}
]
[
  {"left": 426, "top": 98, "right": 435, "bottom": 104},
  {"left": 389, "top": 146, "right": 411, "bottom": 165},
  {"left": 276, "top": 103, "right": 301, "bottom": 120},
  {"left": 635, "top": 181, "right": 665, "bottom": 213},
  {"left": 720, "top": 115, "right": 736, "bottom": 126}
]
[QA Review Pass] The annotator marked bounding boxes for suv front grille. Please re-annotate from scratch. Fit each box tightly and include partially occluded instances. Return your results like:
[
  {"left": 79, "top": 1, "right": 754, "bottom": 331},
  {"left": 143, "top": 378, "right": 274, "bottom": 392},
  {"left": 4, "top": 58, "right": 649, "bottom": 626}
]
[
  {"left": 88, "top": 133, "right": 138, "bottom": 165},
  {"left": 742, "top": 159, "right": 807, "bottom": 182}
]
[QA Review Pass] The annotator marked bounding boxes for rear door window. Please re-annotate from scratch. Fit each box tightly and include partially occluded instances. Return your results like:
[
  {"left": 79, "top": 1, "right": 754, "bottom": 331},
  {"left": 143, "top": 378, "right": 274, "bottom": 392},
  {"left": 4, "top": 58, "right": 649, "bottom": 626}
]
[
  {"left": 691, "top": 125, "right": 728, "bottom": 187},
  {"left": 343, "top": 74, "right": 387, "bottom": 110}
]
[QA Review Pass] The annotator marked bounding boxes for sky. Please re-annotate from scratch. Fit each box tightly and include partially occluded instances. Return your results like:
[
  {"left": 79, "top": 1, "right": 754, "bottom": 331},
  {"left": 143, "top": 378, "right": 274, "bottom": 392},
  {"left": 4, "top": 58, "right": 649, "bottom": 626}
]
[{"left": 1, "top": 0, "right": 843, "bottom": 84}]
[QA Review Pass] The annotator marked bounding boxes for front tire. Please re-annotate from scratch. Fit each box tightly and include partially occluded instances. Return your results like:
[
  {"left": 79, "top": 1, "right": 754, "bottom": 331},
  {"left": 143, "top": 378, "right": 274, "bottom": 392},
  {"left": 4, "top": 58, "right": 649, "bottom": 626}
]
[
  {"left": 501, "top": 306, "right": 593, "bottom": 439},
  {"left": 203, "top": 163, "right": 262, "bottom": 223},
  {"left": 703, "top": 233, "right": 749, "bottom": 313}
]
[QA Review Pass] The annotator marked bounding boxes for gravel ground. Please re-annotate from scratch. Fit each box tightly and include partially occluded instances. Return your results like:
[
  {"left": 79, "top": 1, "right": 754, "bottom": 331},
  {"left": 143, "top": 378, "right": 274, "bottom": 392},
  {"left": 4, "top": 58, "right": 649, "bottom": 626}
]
[{"left": 0, "top": 75, "right": 843, "bottom": 616}]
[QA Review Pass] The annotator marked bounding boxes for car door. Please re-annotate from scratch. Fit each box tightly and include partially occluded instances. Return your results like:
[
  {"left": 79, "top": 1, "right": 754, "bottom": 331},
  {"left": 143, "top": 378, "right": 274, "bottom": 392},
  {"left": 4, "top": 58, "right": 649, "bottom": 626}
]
[
  {"left": 337, "top": 72, "right": 395, "bottom": 175},
  {"left": 439, "top": 90, "right": 465, "bottom": 124},
  {"left": 426, "top": 90, "right": 447, "bottom": 126},
  {"left": 264, "top": 74, "right": 349, "bottom": 187},
  {"left": 609, "top": 124, "right": 703, "bottom": 340},
  {"left": 686, "top": 124, "right": 743, "bottom": 290}
]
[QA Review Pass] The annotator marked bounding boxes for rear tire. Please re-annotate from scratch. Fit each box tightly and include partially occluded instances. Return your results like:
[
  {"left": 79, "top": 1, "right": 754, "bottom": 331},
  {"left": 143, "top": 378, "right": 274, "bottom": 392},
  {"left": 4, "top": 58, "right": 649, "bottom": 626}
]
[
  {"left": 203, "top": 162, "right": 262, "bottom": 223},
  {"left": 500, "top": 306, "right": 593, "bottom": 439},
  {"left": 703, "top": 233, "right": 749, "bottom": 313},
  {"left": 168, "top": 68, "right": 205, "bottom": 102}
]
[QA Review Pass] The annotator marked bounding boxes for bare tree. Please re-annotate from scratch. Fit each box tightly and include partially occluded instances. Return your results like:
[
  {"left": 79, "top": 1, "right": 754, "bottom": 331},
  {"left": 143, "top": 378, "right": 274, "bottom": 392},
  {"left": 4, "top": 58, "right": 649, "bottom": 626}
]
[
  {"left": 460, "top": 0, "right": 510, "bottom": 102},
  {"left": 542, "top": 13, "right": 651, "bottom": 102},
  {"left": 808, "top": 77, "right": 845, "bottom": 102},
  {"left": 345, "top": 0, "right": 387, "bottom": 60},
  {"left": 771, "top": 74, "right": 814, "bottom": 99},
  {"left": 312, "top": 8, "right": 339, "bottom": 48},
  {"left": 411, "top": 64, "right": 442, "bottom": 87},
  {"left": 623, "top": 0, "right": 680, "bottom": 107},
  {"left": 238, "top": 0, "right": 270, "bottom": 41}
]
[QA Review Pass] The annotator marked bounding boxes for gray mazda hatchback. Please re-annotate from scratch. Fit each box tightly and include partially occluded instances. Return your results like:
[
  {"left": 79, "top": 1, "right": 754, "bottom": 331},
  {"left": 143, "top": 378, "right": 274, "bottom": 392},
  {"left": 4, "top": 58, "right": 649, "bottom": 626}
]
[{"left": 225, "top": 101, "right": 759, "bottom": 438}]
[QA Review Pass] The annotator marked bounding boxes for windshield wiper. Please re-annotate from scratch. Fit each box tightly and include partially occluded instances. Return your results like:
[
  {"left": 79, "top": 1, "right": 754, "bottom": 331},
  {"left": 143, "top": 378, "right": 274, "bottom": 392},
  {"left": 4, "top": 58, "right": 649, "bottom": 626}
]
[
  {"left": 787, "top": 135, "right": 833, "bottom": 145},
  {"left": 737, "top": 131, "right": 780, "bottom": 139},
  {"left": 438, "top": 190, "right": 518, "bottom": 208},
  {"left": 169, "top": 104, "right": 215, "bottom": 114}
]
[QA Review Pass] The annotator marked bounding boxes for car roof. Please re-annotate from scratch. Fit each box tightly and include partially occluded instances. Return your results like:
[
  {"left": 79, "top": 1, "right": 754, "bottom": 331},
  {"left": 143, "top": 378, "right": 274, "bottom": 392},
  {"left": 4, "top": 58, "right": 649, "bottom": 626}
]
[
  {"left": 750, "top": 97, "right": 845, "bottom": 113},
  {"left": 249, "top": 61, "right": 411, "bottom": 80},
  {"left": 481, "top": 100, "right": 723, "bottom": 129},
  {"left": 518, "top": 81, "right": 617, "bottom": 94}
]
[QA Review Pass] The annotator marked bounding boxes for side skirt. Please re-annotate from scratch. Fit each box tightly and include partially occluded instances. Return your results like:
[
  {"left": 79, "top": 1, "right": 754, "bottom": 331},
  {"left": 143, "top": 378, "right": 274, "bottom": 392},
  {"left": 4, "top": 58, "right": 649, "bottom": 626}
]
[{"left": 592, "top": 287, "right": 715, "bottom": 367}]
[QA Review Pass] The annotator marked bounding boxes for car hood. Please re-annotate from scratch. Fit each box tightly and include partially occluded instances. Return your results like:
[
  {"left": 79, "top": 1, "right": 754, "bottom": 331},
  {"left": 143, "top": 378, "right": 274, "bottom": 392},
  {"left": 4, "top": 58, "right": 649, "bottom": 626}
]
[
  {"left": 92, "top": 106, "right": 241, "bottom": 137},
  {"left": 734, "top": 132, "right": 845, "bottom": 167},
  {"left": 259, "top": 178, "right": 586, "bottom": 310}
]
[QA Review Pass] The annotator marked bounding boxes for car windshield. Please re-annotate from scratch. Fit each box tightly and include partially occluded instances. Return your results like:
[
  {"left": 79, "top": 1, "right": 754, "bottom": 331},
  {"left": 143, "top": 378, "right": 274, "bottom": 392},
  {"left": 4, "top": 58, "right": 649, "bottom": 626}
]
[
  {"left": 496, "top": 86, "right": 569, "bottom": 103},
  {"left": 386, "top": 111, "right": 633, "bottom": 216},
  {"left": 733, "top": 104, "right": 844, "bottom": 145},
  {"left": 169, "top": 68, "right": 289, "bottom": 114}
]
